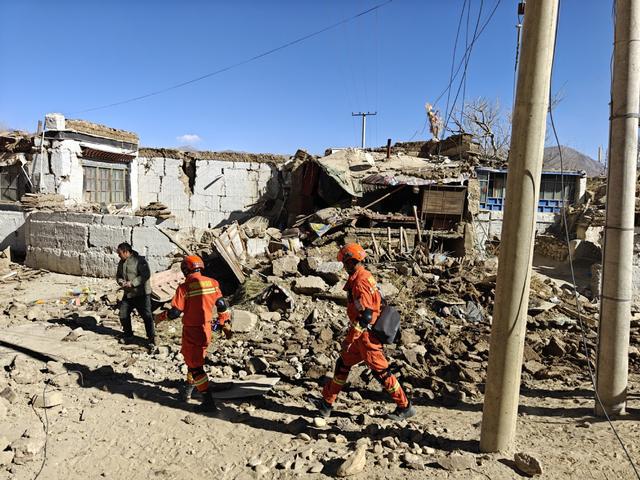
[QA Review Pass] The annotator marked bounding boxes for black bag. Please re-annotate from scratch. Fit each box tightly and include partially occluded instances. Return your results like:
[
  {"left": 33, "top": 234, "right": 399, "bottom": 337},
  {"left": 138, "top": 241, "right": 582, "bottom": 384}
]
[{"left": 371, "top": 304, "right": 401, "bottom": 344}]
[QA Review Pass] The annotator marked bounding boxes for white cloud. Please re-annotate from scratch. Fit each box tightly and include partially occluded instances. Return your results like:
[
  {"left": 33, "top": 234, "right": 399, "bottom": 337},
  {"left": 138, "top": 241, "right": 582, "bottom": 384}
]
[{"left": 176, "top": 134, "right": 202, "bottom": 144}]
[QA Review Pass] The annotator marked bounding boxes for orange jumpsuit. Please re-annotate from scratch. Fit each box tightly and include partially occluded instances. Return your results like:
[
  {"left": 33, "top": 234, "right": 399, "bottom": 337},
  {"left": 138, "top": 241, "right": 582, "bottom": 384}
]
[
  {"left": 322, "top": 265, "right": 408, "bottom": 408},
  {"left": 171, "top": 272, "right": 230, "bottom": 393}
]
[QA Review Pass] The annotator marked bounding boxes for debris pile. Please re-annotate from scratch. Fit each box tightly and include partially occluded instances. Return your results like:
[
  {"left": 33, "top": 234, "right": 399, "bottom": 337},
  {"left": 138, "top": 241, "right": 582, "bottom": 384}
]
[
  {"left": 19, "top": 193, "right": 65, "bottom": 211},
  {"left": 135, "top": 202, "right": 174, "bottom": 219}
]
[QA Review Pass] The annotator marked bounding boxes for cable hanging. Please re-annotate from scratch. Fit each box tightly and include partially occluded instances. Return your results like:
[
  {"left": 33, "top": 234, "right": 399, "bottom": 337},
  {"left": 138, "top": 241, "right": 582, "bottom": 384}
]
[{"left": 72, "top": 0, "right": 394, "bottom": 114}]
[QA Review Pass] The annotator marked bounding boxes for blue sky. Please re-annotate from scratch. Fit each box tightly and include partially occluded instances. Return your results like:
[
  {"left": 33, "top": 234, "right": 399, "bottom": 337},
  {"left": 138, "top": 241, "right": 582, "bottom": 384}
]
[{"left": 0, "top": 1, "right": 613, "bottom": 159}]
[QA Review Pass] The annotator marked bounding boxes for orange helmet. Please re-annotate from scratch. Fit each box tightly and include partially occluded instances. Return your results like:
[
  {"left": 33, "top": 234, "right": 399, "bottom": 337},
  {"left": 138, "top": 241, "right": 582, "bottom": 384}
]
[
  {"left": 181, "top": 255, "right": 204, "bottom": 273},
  {"left": 337, "top": 243, "right": 366, "bottom": 263}
]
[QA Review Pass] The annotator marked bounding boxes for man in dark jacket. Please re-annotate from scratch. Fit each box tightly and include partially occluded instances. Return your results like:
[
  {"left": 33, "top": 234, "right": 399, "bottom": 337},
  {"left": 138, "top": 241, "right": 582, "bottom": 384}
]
[{"left": 116, "top": 242, "right": 155, "bottom": 345}]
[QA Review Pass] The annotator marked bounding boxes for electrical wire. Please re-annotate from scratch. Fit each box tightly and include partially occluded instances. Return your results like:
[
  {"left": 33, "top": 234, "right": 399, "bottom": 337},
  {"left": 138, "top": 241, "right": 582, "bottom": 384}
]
[
  {"left": 72, "top": 0, "right": 394, "bottom": 114},
  {"left": 408, "top": 0, "right": 502, "bottom": 141},
  {"left": 32, "top": 371, "right": 85, "bottom": 480},
  {"left": 549, "top": 1, "right": 640, "bottom": 477}
]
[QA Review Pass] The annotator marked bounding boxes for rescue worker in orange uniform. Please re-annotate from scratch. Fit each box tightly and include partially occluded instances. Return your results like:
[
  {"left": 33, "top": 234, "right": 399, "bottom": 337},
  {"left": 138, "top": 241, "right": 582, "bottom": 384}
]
[
  {"left": 312, "top": 243, "right": 416, "bottom": 421},
  {"left": 155, "top": 255, "right": 231, "bottom": 412}
]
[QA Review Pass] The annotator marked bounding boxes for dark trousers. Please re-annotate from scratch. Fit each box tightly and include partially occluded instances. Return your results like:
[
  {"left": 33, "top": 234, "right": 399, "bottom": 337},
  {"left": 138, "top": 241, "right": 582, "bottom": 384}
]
[{"left": 119, "top": 294, "right": 155, "bottom": 340}]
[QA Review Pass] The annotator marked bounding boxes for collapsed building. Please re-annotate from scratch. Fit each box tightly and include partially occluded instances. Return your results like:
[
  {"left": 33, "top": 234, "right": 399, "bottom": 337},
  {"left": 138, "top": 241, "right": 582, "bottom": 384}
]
[{"left": 0, "top": 114, "right": 589, "bottom": 280}]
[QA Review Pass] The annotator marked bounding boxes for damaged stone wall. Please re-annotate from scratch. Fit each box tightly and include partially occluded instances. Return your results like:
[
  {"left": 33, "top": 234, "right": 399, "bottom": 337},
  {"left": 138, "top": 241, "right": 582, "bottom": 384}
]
[
  {"left": 25, "top": 212, "right": 179, "bottom": 276},
  {"left": 137, "top": 154, "right": 281, "bottom": 229},
  {"left": 0, "top": 209, "right": 26, "bottom": 255}
]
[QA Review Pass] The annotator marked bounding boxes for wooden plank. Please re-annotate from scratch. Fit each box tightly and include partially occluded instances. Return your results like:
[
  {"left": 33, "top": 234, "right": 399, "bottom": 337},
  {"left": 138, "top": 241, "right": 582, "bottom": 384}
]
[{"left": 213, "top": 236, "right": 246, "bottom": 283}]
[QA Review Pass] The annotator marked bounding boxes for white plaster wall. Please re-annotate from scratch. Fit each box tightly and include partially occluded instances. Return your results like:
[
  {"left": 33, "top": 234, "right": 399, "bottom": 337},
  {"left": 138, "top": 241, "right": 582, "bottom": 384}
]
[
  {"left": 0, "top": 210, "right": 26, "bottom": 255},
  {"left": 137, "top": 156, "right": 281, "bottom": 229}
]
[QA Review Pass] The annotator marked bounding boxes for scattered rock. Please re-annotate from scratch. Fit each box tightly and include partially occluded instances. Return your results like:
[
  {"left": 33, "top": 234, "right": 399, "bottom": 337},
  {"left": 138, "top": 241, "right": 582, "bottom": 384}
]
[
  {"left": 254, "top": 465, "right": 270, "bottom": 477},
  {"left": 11, "top": 435, "right": 44, "bottom": 464},
  {"left": 308, "top": 462, "right": 324, "bottom": 473},
  {"left": 313, "top": 417, "right": 327, "bottom": 428},
  {"left": 272, "top": 255, "right": 300, "bottom": 277},
  {"left": 62, "top": 327, "right": 85, "bottom": 342},
  {"left": 337, "top": 445, "right": 367, "bottom": 477},
  {"left": 0, "top": 398, "right": 7, "bottom": 418},
  {"left": 293, "top": 276, "right": 328, "bottom": 295},
  {"left": 246, "top": 357, "right": 270, "bottom": 374},
  {"left": 514, "top": 452, "right": 543, "bottom": 476},
  {"left": 437, "top": 452, "right": 476, "bottom": 471},
  {"left": 32, "top": 391, "right": 63, "bottom": 408},
  {"left": 0, "top": 386, "right": 18, "bottom": 404},
  {"left": 543, "top": 337, "right": 566, "bottom": 357},
  {"left": 0, "top": 450, "right": 14, "bottom": 467},
  {"left": 233, "top": 310, "right": 258, "bottom": 333}
]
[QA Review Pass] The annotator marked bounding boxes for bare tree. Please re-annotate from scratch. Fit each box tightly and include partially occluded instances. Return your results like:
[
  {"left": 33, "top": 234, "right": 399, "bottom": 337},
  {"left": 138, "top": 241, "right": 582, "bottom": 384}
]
[{"left": 452, "top": 97, "right": 511, "bottom": 159}]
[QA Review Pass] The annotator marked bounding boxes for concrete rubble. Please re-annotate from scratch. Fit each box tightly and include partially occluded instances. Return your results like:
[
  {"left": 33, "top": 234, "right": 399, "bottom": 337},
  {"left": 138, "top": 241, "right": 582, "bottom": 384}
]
[{"left": 0, "top": 118, "right": 638, "bottom": 478}]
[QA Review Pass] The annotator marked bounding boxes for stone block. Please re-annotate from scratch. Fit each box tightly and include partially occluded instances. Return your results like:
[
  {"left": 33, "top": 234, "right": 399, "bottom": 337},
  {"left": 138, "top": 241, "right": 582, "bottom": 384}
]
[
  {"left": 80, "top": 251, "right": 118, "bottom": 277},
  {"left": 66, "top": 213, "right": 100, "bottom": 224},
  {"left": 26, "top": 247, "right": 82, "bottom": 275},
  {"left": 101, "top": 215, "right": 124, "bottom": 226},
  {"left": 164, "top": 158, "right": 184, "bottom": 177},
  {"left": 28, "top": 221, "right": 88, "bottom": 251},
  {"left": 233, "top": 310, "right": 258, "bottom": 332},
  {"left": 193, "top": 160, "right": 228, "bottom": 195},
  {"left": 219, "top": 195, "right": 249, "bottom": 213},
  {"left": 272, "top": 255, "right": 300, "bottom": 277},
  {"left": 293, "top": 276, "right": 329, "bottom": 295},
  {"left": 139, "top": 157, "right": 165, "bottom": 177},
  {"left": 142, "top": 216, "right": 157, "bottom": 227},
  {"left": 139, "top": 173, "right": 161, "bottom": 194},
  {"left": 223, "top": 168, "right": 250, "bottom": 186},
  {"left": 147, "top": 255, "right": 173, "bottom": 273},
  {"left": 132, "top": 226, "right": 175, "bottom": 258},
  {"left": 88, "top": 225, "right": 130, "bottom": 249},
  {"left": 191, "top": 211, "right": 228, "bottom": 229},
  {"left": 189, "top": 194, "right": 220, "bottom": 212},
  {"left": 314, "top": 261, "right": 345, "bottom": 285},
  {"left": 121, "top": 216, "right": 142, "bottom": 227}
]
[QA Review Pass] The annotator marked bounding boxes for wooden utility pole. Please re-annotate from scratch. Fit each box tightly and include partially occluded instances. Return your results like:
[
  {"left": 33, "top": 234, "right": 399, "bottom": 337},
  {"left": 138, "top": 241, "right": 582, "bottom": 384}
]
[
  {"left": 480, "top": 0, "right": 559, "bottom": 452},
  {"left": 595, "top": 0, "right": 640, "bottom": 417}
]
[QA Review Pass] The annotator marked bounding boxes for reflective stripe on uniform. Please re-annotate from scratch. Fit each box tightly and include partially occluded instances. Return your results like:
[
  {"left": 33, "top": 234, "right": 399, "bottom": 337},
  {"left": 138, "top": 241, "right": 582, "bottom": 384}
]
[
  {"left": 332, "top": 377, "right": 347, "bottom": 386},
  {"left": 186, "top": 288, "right": 218, "bottom": 298},
  {"left": 386, "top": 381, "right": 400, "bottom": 394}
]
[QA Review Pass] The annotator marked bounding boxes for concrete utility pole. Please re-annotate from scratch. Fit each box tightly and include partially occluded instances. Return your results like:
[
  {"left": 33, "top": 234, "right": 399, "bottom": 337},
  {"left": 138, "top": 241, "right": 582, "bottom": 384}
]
[
  {"left": 352, "top": 112, "right": 376, "bottom": 148},
  {"left": 595, "top": 0, "right": 640, "bottom": 417},
  {"left": 480, "top": 0, "right": 558, "bottom": 452}
]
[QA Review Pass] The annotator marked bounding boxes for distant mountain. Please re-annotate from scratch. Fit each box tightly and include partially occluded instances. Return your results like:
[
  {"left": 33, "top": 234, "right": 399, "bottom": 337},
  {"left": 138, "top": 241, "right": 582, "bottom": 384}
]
[{"left": 543, "top": 145, "right": 605, "bottom": 177}]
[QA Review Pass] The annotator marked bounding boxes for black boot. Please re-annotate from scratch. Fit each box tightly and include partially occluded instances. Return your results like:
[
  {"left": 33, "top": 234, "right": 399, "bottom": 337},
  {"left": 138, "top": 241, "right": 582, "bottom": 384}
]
[
  {"left": 194, "top": 390, "right": 218, "bottom": 413},
  {"left": 386, "top": 401, "right": 417, "bottom": 421},
  {"left": 179, "top": 383, "right": 195, "bottom": 402},
  {"left": 310, "top": 397, "right": 333, "bottom": 418}
]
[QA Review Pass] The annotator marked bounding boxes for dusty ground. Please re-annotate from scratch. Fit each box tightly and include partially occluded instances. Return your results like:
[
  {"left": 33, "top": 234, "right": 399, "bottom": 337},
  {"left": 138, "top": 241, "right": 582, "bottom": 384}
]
[{"left": 0, "top": 272, "right": 639, "bottom": 480}]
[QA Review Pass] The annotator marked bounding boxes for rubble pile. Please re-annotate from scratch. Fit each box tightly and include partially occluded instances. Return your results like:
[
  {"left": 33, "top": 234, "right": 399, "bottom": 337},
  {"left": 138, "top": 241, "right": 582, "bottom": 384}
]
[
  {"left": 19, "top": 193, "right": 65, "bottom": 211},
  {"left": 135, "top": 202, "right": 173, "bottom": 219}
]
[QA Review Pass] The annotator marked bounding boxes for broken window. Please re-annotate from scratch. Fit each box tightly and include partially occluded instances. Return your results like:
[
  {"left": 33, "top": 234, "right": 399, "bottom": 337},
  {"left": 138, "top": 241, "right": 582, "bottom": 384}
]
[
  {"left": 0, "top": 166, "right": 21, "bottom": 202},
  {"left": 83, "top": 160, "right": 129, "bottom": 204}
]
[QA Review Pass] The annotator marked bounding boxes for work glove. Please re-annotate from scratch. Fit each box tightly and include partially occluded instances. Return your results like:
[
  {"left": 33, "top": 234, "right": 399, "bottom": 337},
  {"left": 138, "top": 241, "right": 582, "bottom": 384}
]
[
  {"left": 154, "top": 311, "right": 168, "bottom": 324},
  {"left": 222, "top": 322, "right": 233, "bottom": 340},
  {"left": 340, "top": 339, "right": 352, "bottom": 355}
]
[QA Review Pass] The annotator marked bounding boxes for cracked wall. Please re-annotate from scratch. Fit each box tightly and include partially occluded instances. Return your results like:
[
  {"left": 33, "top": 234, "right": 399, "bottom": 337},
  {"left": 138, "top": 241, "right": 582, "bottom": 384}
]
[{"left": 138, "top": 156, "right": 280, "bottom": 229}]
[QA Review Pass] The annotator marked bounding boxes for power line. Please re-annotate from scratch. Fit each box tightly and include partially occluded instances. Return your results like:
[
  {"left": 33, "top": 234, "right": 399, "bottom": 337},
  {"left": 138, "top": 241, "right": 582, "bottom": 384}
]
[
  {"left": 72, "top": 0, "right": 394, "bottom": 114},
  {"left": 549, "top": 1, "right": 639, "bottom": 477},
  {"left": 408, "top": 0, "right": 502, "bottom": 141}
]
